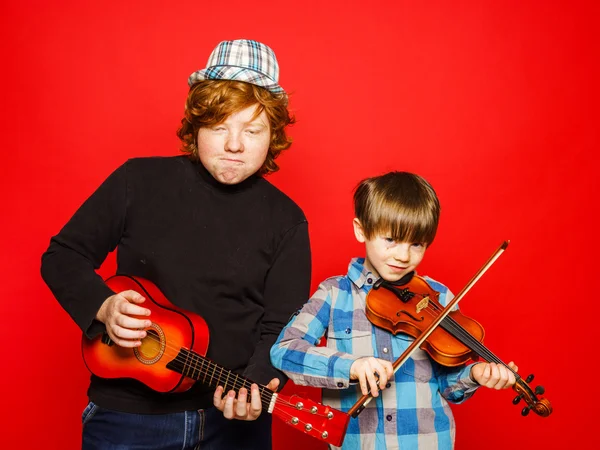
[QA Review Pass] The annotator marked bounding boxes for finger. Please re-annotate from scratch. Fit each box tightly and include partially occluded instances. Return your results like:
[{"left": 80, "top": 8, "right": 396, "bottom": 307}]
[
  {"left": 248, "top": 384, "right": 262, "bottom": 419},
  {"left": 385, "top": 361, "right": 394, "bottom": 378},
  {"left": 119, "top": 302, "right": 152, "bottom": 317},
  {"left": 266, "top": 378, "right": 280, "bottom": 392},
  {"left": 365, "top": 367, "right": 379, "bottom": 397},
  {"left": 222, "top": 390, "right": 236, "bottom": 420},
  {"left": 373, "top": 364, "right": 388, "bottom": 391},
  {"left": 236, "top": 388, "right": 249, "bottom": 418},
  {"left": 119, "top": 290, "right": 146, "bottom": 304},
  {"left": 358, "top": 371, "right": 369, "bottom": 396},
  {"left": 483, "top": 363, "right": 493, "bottom": 383},
  {"left": 500, "top": 364, "right": 517, "bottom": 389},
  {"left": 494, "top": 364, "right": 509, "bottom": 389},
  {"left": 106, "top": 329, "right": 142, "bottom": 348},
  {"left": 213, "top": 386, "right": 225, "bottom": 410},
  {"left": 111, "top": 324, "right": 147, "bottom": 341},
  {"left": 116, "top": 314, "right": 152, "bottom": 330}
]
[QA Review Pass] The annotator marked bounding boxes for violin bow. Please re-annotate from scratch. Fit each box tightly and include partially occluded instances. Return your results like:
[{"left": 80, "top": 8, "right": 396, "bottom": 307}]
[{"left": 348, "top": 240, "right": 509, "bottom": 418}]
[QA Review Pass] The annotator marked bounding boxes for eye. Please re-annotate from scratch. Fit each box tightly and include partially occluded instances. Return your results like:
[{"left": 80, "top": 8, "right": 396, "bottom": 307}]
[
  {"left": 246, "top": 129, "right": 261, "bottom": 135},
  {"left": 212, "top": 126, "right": 226, "bottom": 132},
  {"left": 384, "top": 237, "right": 395, "bottom": 243}
]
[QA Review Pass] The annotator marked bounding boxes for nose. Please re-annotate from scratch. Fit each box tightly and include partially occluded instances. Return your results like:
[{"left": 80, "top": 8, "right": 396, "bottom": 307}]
[
  {"left": 225, "top": 131, "right": 244, "bottom": 153},
  {"left": 393, "top": 243, "right": 411, "bottom": 263}
]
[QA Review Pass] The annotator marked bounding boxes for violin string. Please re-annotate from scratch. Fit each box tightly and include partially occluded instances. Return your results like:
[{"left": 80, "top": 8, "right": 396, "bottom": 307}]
[
  {"left": 418, "top": 300, "right": 519, "bottom": 376},
  {"left": 422, "top": 302, "right": 500, "bottom": 362}
]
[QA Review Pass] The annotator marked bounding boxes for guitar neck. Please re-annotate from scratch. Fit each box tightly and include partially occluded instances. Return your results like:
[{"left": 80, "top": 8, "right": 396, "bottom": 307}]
[{"left": 166, "top": 348, "right": 275, "bottom": 410}]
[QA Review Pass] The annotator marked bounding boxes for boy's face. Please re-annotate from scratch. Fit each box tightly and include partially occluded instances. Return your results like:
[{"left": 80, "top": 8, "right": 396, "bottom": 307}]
[
  {"left": 196, "top": 104, "right": 271, "bottom": 185},
  {"left": 353, "top": 219, "right": 427, "bottom": 282}
]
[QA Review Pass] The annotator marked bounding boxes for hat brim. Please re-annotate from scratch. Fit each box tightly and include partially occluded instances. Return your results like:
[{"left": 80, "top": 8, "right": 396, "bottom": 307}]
[{"left": 188, "top": 66, "right": 284, "bottom": 94}]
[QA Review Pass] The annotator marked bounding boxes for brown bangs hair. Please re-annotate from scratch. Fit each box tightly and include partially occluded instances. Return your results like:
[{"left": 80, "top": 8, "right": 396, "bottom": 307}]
[
  {"left": 176, "top": 80, "right": 295, "bottom": 175},
  {"left": 353, "top": 172, "right": 441, "bottom": 246}
]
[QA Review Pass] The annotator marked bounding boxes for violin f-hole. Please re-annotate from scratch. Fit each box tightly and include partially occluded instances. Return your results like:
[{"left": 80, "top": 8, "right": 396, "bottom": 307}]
[{"left": 396, "top": 310, "right": 424, "bottom": 322}]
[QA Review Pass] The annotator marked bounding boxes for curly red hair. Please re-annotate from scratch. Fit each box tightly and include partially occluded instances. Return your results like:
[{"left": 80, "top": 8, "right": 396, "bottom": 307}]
[{"left": 177, "top": 80, "right": 295, "bottom": 175}]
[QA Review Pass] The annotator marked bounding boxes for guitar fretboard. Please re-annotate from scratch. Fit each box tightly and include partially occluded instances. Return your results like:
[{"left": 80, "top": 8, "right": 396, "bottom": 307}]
[{"left": 166, "top": 348, "right": 274, "bottom": 409}]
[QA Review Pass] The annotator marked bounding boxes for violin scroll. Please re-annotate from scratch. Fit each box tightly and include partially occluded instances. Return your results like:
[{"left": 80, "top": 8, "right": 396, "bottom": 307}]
[{"left": 512, "top": 374, "right": 553, "bottom": 417}]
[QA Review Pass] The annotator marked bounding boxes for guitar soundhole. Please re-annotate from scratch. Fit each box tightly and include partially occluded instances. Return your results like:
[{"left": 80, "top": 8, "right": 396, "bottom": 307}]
[{"left": 134, "top": 324, "right": 165, "bottom": 365}]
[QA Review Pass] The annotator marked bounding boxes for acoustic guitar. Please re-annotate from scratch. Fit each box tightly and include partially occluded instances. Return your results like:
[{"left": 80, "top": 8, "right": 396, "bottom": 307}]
[{"left": 81, "top": 274, "right": 349, "bottom": 447}]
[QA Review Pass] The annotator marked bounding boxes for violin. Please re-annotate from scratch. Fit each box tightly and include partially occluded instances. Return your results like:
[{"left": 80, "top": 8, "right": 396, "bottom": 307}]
[{"left": 364, "top": 271, "right": 552, "bottom": 418}]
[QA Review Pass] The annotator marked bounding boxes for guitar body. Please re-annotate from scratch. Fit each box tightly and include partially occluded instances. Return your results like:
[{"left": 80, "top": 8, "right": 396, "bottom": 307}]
[
  {"left": 81, "top": 275, "right": 209, "bottom": 393},
  {"left": 81, "top": 275, "right": 351, "bottom": 446}
]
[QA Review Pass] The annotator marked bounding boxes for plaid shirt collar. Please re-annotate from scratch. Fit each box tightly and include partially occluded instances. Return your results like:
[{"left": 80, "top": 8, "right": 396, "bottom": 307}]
[{"left": 347, "top": 257, "right": 376, "bottom": 289}]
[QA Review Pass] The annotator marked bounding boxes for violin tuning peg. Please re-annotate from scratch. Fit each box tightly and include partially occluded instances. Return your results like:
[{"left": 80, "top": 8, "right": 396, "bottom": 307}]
[
  {"left": 535, "top": 385, "right": 545, "bottom": 395},
  {"left": 521, "top": 406, "right": 531, "bottom": 416},
  {"left": 526, "top": 374, "right": 535, "bottom": 383},
  {"left": 512, "top": 394, "right": 523, "bottom": 405}
]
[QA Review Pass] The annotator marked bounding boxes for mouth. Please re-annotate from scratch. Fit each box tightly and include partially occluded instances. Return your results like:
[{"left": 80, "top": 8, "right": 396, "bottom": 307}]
[{"left": 387, "top": 264, "right": 407, "bottom": 272}]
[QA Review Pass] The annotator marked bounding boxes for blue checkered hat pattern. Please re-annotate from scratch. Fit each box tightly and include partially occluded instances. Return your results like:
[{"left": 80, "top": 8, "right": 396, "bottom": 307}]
[{"left": 188, "top": 39, "right": 284, "bottom": 94}]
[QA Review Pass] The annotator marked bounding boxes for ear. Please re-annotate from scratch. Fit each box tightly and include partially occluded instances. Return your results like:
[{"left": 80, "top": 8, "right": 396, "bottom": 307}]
[{"left": 353, "top": 218, "right": 366, "bottom": 243}]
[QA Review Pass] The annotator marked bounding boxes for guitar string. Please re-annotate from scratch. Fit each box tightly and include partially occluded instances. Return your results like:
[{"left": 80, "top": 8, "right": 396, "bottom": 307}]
[
  {"left": 99, "top": 330, "right": 346, "bottom": 431},
  {"left": 107, "top": 331, "right": 300, "bottom": 407},
  {"left": 98, "top": 330, "right": 346, "bottom": 424}
]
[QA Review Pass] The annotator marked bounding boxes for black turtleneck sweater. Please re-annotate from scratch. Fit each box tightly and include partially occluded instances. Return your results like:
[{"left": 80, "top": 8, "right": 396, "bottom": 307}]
[{"left": 41, "top": 156, "right": 311, "bottom": 413}]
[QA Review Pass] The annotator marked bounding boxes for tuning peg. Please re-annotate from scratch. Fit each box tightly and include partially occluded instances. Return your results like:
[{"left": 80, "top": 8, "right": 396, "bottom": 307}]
[
  {"left": 521, "top": 406, "right": 531, "bottom": 416},
  {"left": 535, "top": 385, "right": 545, "bottom": 395},
  {"left": 526, "top": 374, "right": 535, "bottom": 383},
  {"left": 512, "top": 394, "right": 523, "bottom": 405}
]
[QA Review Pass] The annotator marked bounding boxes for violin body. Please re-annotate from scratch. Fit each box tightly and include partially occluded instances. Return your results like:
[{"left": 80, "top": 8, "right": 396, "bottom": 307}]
[
  {"left": 366, "top": 275, "right": 485, "bottom": 366},
  {"left": 365, "top": 273, "right": 552, "bottom": 418}
]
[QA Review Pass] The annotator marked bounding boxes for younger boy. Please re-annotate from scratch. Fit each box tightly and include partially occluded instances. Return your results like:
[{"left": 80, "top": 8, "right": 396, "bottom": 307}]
[{"left": 270, "top": 171, "right": 517, "bottom": 450}]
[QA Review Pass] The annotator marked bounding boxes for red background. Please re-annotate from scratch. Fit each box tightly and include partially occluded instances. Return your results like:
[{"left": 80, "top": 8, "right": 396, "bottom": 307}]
[{"left": 1, "top": 0, "right": 598, "bottom": 448}]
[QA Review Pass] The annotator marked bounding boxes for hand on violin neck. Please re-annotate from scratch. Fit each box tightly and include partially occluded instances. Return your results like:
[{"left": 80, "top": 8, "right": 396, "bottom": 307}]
[
  {"left": 350, "top": 357, "right": 394, "bottom": 397},
  {"left": 470, "top": 361, "right": 518, "bottom": 390}
]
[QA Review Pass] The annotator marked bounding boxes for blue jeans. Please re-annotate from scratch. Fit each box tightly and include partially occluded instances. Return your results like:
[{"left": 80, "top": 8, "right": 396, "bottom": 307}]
[{"left": 82, "top": 402, "right": 272, "bottom": 450}]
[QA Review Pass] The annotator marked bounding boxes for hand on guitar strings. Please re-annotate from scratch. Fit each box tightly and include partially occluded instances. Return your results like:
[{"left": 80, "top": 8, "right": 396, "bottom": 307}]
[
  {"left": 95, "top": 290, "right": 152, "bottom": 348},
  {"left": 213, "top": 378, "right": 280, "bottom": 421}
]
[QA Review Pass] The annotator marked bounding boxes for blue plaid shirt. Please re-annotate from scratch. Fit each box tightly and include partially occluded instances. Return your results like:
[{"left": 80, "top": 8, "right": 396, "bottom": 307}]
[{"left": 270, "top": 258, "right": 480, "bottom": 450}]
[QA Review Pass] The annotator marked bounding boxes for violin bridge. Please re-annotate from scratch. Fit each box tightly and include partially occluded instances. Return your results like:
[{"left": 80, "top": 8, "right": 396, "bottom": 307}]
[{"left": 416, "top": 296, "right": 429, "bottom": 314}]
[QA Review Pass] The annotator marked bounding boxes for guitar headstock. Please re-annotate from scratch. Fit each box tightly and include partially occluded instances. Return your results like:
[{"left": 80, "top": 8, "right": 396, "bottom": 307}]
[{"left": 271, "top": 393, "right": 350, "bottom": 447}]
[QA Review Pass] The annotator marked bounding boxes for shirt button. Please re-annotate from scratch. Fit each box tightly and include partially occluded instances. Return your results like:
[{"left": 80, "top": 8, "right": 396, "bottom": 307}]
[
  {"left": 367, "top": 277, "right": 373, "bottom": 284},
  {"left": 386, "top": 383, "right": 391, "bottom": 388},
  {"left": 345, "top": 327, "right": 351, "bottom": 334},
  {"left": 386, "top": 415, "right": 393, "bottom": 421},
  {"left": 337, "top": 382, "right": 344, "bottom": 388},
  {"left": 382, "top": 347, "right": 389, "bottom": 354}
]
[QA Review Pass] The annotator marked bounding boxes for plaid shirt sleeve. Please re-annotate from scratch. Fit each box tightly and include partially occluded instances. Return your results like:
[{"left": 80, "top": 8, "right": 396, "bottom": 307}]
[
  {"left": 270, "top": 279, "right": 360, "bottom": 390},
  {"left": 436, "top": 363, "right": 480, "bottom": 403}
]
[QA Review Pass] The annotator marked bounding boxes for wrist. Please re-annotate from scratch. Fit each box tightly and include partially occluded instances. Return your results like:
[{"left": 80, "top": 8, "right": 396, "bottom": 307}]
[{"left": 469, "top": 363, "right": 481, "bottom": 385}]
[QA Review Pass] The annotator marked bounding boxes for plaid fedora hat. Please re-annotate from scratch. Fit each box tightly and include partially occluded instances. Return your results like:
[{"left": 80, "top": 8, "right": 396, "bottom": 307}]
[{"left": 188, "top": 39, "right": 284, "bottom": 94}]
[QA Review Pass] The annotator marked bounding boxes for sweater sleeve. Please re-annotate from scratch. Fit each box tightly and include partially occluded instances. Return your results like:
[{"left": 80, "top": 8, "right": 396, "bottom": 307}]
[
  {"left": 241, "top": 220, "right": 312, "bottom": 388},
  {"left": 40, "top": 162, "right": 128, "bottom": 337}
]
